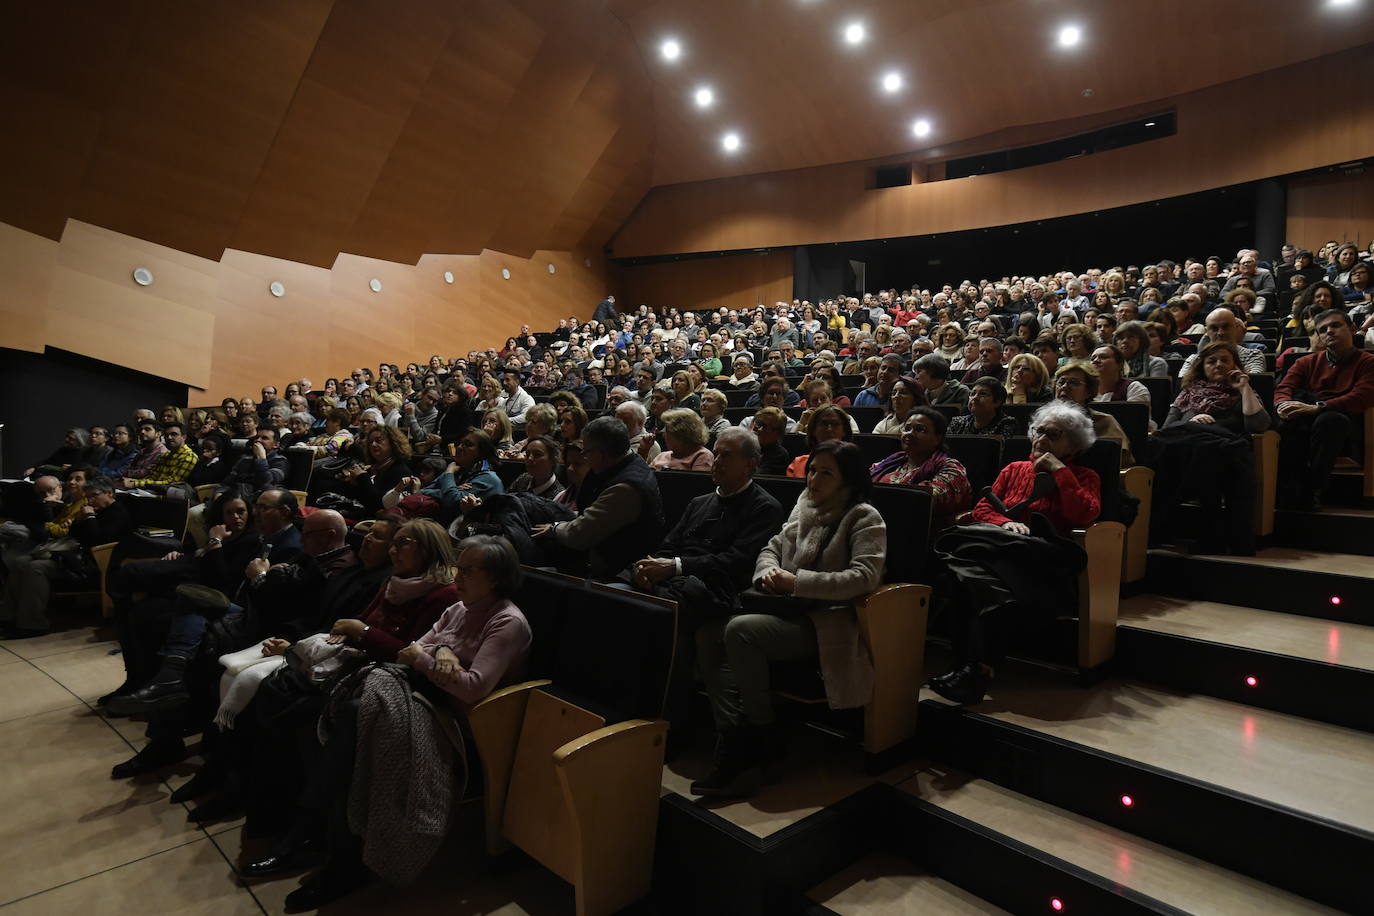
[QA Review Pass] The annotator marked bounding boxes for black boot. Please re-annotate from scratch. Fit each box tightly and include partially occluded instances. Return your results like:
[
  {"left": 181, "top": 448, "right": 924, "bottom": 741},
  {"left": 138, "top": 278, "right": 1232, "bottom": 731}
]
[
  {"left": 690, "top": 722, "right": 769, "bottom": 799},
  {"left": 188, "top": 788, "right": 244, "bottom": 824},
  {"left": 928, "top": 663, "right": 991, "bottom": 706},
  {"left": 169, "top": 764, "right": 225, "bottom": 803},
  {"left": 282, "top": 850, "right": 370, "bottom": 912},
  {"left": 106, "top": 655, "right": 190, "bottom": 716},
  {"left": 111, "top": 738, "right": 185, "bottom": 779}
]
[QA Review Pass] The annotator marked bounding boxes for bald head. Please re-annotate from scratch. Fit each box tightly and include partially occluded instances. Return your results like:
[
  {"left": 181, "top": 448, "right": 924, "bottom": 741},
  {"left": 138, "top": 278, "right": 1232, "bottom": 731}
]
[
  {"left": 1204, "top": 308, "right": 1242, "bottom": 345},
  {"left": 301, "top": 508, "right": 347, "bottom": 555},
  {"left": 33, "top": 475, "right": 61, "bottom": 499}
]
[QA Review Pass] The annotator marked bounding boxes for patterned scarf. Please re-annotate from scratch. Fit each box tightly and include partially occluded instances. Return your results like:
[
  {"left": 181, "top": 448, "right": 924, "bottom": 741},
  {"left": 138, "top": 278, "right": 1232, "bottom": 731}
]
[
  {"left": 869, "top": 448, "right": 950, "bottom": 483},
  {"left": 1172, "top": 380, "right": 1239, "bottom": 417}
]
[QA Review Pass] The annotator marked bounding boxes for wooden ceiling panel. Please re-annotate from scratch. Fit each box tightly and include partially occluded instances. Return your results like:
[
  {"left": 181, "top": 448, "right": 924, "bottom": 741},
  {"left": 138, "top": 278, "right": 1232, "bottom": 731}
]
[
  {"left": 72, "top": 1, "right": 336, "bottom": 261},
  {"left": 229, "top": 0, "right": 458, "bottom": 266}
]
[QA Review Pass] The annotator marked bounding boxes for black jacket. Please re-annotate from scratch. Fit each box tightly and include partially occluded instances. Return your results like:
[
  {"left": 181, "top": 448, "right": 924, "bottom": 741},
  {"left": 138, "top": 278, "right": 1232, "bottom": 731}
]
[{"left": 655, "top": 482, "right": 785, "bottom": 606}]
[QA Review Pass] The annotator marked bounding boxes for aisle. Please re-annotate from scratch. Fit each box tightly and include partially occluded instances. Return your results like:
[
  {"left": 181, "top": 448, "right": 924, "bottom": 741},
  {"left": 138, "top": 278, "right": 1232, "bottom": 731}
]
[{"left": 0, "top": 624, "right": 570, "bottom": 915}]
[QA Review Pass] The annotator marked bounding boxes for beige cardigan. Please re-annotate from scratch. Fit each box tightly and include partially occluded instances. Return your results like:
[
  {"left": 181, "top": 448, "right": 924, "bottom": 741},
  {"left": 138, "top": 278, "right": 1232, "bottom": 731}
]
[{"left": 754, "top": 492, "right": 887, "bottom": 709}]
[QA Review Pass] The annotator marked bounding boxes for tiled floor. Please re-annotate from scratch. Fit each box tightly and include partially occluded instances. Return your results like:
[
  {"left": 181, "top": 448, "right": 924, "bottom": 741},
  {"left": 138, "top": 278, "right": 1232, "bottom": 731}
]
[{"left": 0, "top": 622, "right": 574, "bottom": 915}]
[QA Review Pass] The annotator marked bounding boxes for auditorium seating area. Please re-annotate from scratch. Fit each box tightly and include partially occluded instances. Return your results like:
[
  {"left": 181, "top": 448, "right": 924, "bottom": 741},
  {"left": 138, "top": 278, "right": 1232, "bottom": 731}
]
[{"left": 3, "top": 244, "right": 1374, "bottom": 916}]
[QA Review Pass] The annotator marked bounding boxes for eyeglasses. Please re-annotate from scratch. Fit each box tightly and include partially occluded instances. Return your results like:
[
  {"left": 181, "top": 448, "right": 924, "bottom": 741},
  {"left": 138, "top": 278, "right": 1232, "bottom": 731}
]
[
  {"left": 454, "top": 564, "right": 486, "bottom": 575},
  {"left": 392, "top": 536, "right": 419, "bottom": 549},
  {"left": 1029, "top": 426, "right": 1066, "bottom": 441},
  {"left": 1055, "top": 378, "right": 1085, "bottom": 389}
]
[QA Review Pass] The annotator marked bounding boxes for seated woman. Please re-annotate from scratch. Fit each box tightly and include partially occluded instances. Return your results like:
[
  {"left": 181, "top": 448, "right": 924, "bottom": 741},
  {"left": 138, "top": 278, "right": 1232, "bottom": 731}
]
[
  {"left": 670, "top": 370, "right": 702, "bottom": 413},
  {"left": 929, "top": 402, "right": 1101, "bottom": 705},
  {"left": 1059, "top": 323, "right": 1099, "bottom": 364},
  {"left": 556, "top": 402, "right": 589, "bottom": 447},
  {"left": 1053, "top": 361, "right": 1135, "bottom": 468},
  {"left": 947, "top": 377, "right": 1019, "bottom": 437},
  {"left": 1149, "top": 341, "right": 1271, "bottom": 555},
  {"left": 949, "top": 338, "right": 980, "bottom": 372},
  {"left": 503, "top": 403, "right": 556, "bottom": 459},
  {"left": 801, "top": 381, "right": 862, "bottom": 433},
  {"left": 319, "top": 426, "right": 414, "bottom": 517},
  {"left": 474, "top": 377, "right": 504, "bottom": 415},
  {"left": 1113, "top": 320, "right": 1168, "bottom": 378},
  {"left": 1005, "top": 353, "right": 1053, "bottom": 404},
  {"left": 97, "top": 425, "right": 136, "bottom": 478},
  {"left": 509, "top": 435, "right": 564, "bottom": 499},
  {"left": 650, "top": 409, "right": 715, "bottom": 471},
  {"left": 935, "top": 323, "right": 965, "bottom": 363},
  {"left": 187, "top": 435, "right": 232, "bottom": 488},
  {"left": 693, "top": 441, "right": 886, "bottom": 798},
  {"left": 237, "top": 520, "right": 459, "bottom": 900},
  {"left": 869, "top": 406, "right": 972, "bottom": 529},
  {"left": 871, "top": 377, "right": 922, "bottom": 435},
  {"left": 1090, "top": 344, "right": 1155, "bottom": 432},
  {"left": 381, "top": 455, "right": 448, "bottom": 517},
  {"left": 22, "top": 428, "right": 92, "bottom": 478},
  {"left": 481, "top": 408, "right": 515, "bottom": 452},
  {"left": 786, "top": 404, "right": 854, "bottom": 477},
  {"left": 428, "top": 429, "right": 504, "bottom": 528}
]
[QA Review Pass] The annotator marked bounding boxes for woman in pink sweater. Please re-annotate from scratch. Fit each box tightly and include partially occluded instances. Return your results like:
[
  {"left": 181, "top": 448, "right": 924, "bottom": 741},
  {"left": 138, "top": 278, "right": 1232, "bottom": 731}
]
[{"left": 397, "top": 534, "right": 531, "bottom": 705}]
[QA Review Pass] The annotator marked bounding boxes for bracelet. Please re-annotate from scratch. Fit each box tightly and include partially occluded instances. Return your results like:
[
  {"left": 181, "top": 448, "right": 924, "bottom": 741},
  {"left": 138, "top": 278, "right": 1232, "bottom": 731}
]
[{"left": 207, "top": 537, "right": 222, "bottom": 547}]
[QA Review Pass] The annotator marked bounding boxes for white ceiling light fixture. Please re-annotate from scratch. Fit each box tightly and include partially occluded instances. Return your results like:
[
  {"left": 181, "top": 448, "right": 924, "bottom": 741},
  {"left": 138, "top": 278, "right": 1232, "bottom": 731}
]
[
  {"left": 721, "top": 131, "right": 742, "bottom": 153},
  {"left": 912, "top": 118, "right": 932, "bottom": 138},
  {"left": 1057, "top": 24, "right": 1082, "bottom": 47},
  {"left": 548, "top": 263, "right": 556, "bottom": 275},
  {"left": 269, "top": 281, "right": 285, "bottom": 297},
  {"left": 1327, "top": 0, "right": 1358, "bottom": 7},
  {"left": 443, "top": 270, "right": 454, "bottom": 284},
  {"left": 881, "top": 71, "right": 903, "bottom": 93},
  {"left": 369, "top": 278, "right": 382, "bottom": 293},
  {"left": 132, "top": 267, "right": 153, "bottom": 286},
  {"left": 660, "top": 38, "right": 681, "bottom": 61},
  {"left": 843, "top": 21, "right": 866, "bottom": 45},
  {"left": 501, "top": 267, "right": 511, "bottom": 280},
  {"left": 694, "top": 86, "right": 714, "bottom": 108}
]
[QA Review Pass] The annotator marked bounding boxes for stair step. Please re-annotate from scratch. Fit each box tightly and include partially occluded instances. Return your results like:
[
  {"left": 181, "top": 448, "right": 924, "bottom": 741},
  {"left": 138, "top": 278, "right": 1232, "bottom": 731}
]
[
  {"left": 916, "top": 667, "right": 1374, "bottom": 912},
  {"left": 893, "top": 764, "right": 1337, "bottom": 916},
  {"left": 1115, "top": 595, "right": 1374, "bottom": 732},
  {"left": 1275, "top": 507, "right": 1374, "bottom": 556},
  {"left": 806, "top": 852, "right": 1010, "bottom": 916},
  {"left": 1146, "top": 548, "right": 1374, "bottom": 622}
]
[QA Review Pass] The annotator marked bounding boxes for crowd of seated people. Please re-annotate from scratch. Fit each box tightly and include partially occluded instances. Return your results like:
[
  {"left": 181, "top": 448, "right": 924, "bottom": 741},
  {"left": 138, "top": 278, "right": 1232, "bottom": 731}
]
[{"left": 3, "top": 241, "right": 1373, "bottom": 904}]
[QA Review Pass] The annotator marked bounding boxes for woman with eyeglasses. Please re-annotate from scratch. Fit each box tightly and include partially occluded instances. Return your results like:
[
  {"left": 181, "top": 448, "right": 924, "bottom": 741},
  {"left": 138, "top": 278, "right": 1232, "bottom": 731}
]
[
  {"left": 786, "top": 404, "right": 854, "bottom": 478},
  {"left": 1052, "top": 361, "right": 1135, "bottom": 468},
  {"left": 693, "top": 441, "right": 885, "bottom": 798},
  {"left": 928, "top": 401, "right": 1101, "bottom": 706},
  {"left": 869, "top": 406, "right": 971, "bottom": 529}
]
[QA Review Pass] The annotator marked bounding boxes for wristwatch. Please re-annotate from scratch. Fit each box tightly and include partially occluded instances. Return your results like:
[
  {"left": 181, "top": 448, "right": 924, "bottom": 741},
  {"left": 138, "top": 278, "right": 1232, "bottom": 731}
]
[
  {"left": 206, "top": 537, "right": 222, "bottom": 547},
  {"left": 1316, "top": 400, "right": 1328, "bottom": 411}
]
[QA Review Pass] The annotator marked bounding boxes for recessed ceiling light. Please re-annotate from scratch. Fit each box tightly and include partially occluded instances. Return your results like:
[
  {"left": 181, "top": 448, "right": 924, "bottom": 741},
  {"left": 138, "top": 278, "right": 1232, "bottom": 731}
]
[
  {"left": 912, "top": 118, "right": 932, "bottom": 138},
  {"left": 1328, "top": 0, "right": 1357, "bottom": 7},
  {"left": 882, "top": 71, "right": 903, "bottom": 93},
  {"left": 1144, "top": 121, "right": 1156, "bottom": 127},
  {"left": 660, "top": 38, "right": 681, "bottom": 61},
  {"left": 843, "top": 21, "right": 866, "bottom": 45},
  {"left": 1058, "top": 24, "right": 1082, "bottom": 47},
  {"left": 721, "top": 132, "right": 741, "bottom": 152},
  {"left": 694, "top": 86, "right": 714, "bottom": 108}
]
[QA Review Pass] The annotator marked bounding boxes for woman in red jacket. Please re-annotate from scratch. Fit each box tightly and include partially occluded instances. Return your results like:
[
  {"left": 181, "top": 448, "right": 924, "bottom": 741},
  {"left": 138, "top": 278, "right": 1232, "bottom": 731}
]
[{"left": 929, "top": 401, "right": 1101, "bottom": 705}]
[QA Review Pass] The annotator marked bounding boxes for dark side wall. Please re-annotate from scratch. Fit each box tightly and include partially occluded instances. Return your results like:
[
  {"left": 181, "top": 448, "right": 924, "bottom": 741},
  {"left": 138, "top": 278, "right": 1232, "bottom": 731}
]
[{"left": 0, "top": 347, "right": 187, "bottom": 478}]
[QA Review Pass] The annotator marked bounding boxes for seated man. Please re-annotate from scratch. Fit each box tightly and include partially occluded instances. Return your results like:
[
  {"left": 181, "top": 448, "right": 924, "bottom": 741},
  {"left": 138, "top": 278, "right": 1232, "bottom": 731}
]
[
  {"left": 533, "top": 417, "right": 665, "bottom": 579},
  {"left": 1, "top": 475, "right": 133, "bottom": 638},
  {"left": 960, "top": 337, "right": 1007, "bottom": 385},
  {"left": 615, "top": 400, "right": 661, "bottom": 460},
  {"left": 121, "top": 420, "right": 169, "bottom": 484},
  {"left": 739, "top": 379, "right": 800, "bottom": 432},
  {"left": 122, "top": 421, "right": 197, "bottom": 490},
  {"left": 855, "top": 354, "right": 905, "bottom": 407},
  {"left": 1179, "top": 307, "right": 1268, "bottom": 377},
  {"left": 630, "top": 427, "right": 785, "bottom": 732},
  {"left": 499, "top": 369, "right": 535, "bottom": 426},
  {"left": 1276, "top": 309, "right": 1374, "bottom": 508},
  {"left": 914, "top": 353, "right": 969, "bottom": 407},
  {"left": 749, "top": 407, "right": 793, "bottom": 475}
]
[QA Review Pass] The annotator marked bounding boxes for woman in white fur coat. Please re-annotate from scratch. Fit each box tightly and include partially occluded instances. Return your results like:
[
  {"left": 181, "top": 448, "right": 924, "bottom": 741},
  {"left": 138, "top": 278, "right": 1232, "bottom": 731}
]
[{"left": 693, "top": 439, "right": 886, "bottom": 799}]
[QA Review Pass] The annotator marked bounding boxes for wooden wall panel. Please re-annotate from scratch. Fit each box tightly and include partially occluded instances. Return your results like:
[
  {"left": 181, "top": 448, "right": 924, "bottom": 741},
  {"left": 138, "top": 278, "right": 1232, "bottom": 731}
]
[
  {"left": 616, "top": 249, "right": 794, "bottom": 314},
  {"left": 1286, "top": 170, "right": 1374, "bottom": 252},
  {"left": 0, "top": 222, "right": 57, "bottom": 354},
  {"left": 612, "top": 48, "right": 1374, "bottom": 259},
  {"left": 0, "top": 219, "right": 610, "bottom": 403}
]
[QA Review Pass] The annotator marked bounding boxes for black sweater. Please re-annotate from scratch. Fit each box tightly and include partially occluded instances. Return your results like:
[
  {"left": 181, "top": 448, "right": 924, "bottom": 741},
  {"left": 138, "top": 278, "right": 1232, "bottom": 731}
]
[{"left": 656, "top": 482, "right": 785, "bottom": 602}]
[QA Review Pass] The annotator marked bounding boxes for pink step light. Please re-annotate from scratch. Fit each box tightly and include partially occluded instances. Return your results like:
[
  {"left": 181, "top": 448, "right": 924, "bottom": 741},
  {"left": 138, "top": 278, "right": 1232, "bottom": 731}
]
[
  {"left": 1245, "top": 676, "right": 1258, "bottom": 687},
  {"left": 1050, "top": 898, "right": 1065, "bottom": 912},
  {"left": 1120, "top": 794, "right": 1134, "bottom": 807}
]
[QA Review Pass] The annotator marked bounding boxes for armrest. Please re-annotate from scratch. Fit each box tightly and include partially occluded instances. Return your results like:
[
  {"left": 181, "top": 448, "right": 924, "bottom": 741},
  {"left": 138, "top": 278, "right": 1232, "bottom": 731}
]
[
  {"left": 1364, "top": 409, "right": 1374, "bottom": 500},
  {"left": 1074, "top": 521, "right": 1125, "bottom": 671},
  {"left": 554, "top": 719, "right": 669, "bottom": 916},
  {"left": 194, "top": 484, "right": 216, "bottom": 504},
  {"left": 1251, "top": 431, "right": 1279, "bottom": 536},
  {"left": 854, "top": 583, "right": 931, "bottom": 755},
  {"left": 1119, "top": 467, "right": 1154, "bottom": 583},
  {"left": 90, "top": 542, "right": 117, "bottom": 618},
  {"left": 465, "top": 679, "right": 552, "bottom": 854}
]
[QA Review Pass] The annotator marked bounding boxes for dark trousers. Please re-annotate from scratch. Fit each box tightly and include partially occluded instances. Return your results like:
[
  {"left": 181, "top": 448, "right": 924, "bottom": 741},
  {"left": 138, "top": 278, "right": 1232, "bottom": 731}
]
[{"left": 1280, "top": 410, "right": 1360, "bottom": 495}]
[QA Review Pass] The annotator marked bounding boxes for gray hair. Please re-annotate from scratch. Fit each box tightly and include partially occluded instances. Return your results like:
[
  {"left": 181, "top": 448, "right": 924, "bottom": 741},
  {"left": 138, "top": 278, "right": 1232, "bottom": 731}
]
[
  {"left": 1029, "top": 401, "right": 1096, "bottom": 455},
  {"left": 615, "top": 399, "right": 647, "bottom": 423},
  {"left": 360, "top": 407, "right": 384, "bottom": 424},
  {"left": 713, "top": 425, "right": 761, "bottom": 461},
  {"left": 67, "top": 427, "right": 91, "bottom": 447},
  {"left": 454, "top": 534, "right": 523, "bottom": 599},
  {"left": 288, "top": 411, "right": 313, "bottom": 426},
  {"left": 84, "top": 475, "right": 116, "bottom": 496}
]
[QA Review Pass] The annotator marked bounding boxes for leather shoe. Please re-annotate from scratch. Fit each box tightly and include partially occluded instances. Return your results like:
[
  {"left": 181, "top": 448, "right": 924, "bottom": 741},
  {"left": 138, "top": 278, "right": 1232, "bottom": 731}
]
[
  {"left": 238, "top": 839, "right": 320, "bottom": 881},
  {"left": 97, "top": 682, "right": 137, "bottom": 707},
  {"left": 106, "top": 680, "right": 190, "bottom": 716},
  {"left": 111, "top": 740, "right": 185, "bottom": 779},
  {"left": 187, "top": 791, "right": 243, "bottom": 824},
  {"left": 927, "top": 663, "right": 991, "bottom": 706},
  {"left": 282, "top": 860, "right": 369, "bottom": 912},
  {"left": 169, "top": 767, "right": 222, "bottom": 803}
]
